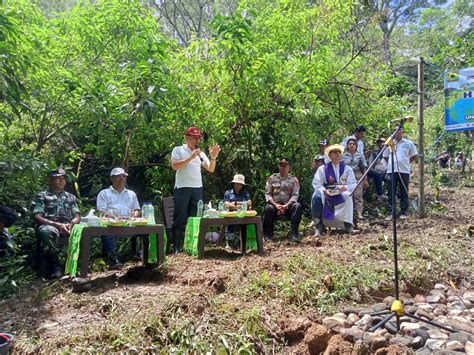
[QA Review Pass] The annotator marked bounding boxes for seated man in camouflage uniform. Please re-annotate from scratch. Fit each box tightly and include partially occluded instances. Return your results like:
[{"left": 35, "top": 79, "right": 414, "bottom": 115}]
[
  {"left": 262, "top": 158, "right": 303, "bottom": 242},
  {"left": 31, "top": 168, "right": 80, "bottom": 279},
  {"left": 0, "top": 205, "right": 17, "bottom": 257}
]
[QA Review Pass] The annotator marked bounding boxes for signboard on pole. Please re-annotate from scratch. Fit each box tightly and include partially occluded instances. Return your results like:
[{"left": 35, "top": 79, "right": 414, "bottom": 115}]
[{"left": 444, "top": 67, "right": 474, "bottom": 132}]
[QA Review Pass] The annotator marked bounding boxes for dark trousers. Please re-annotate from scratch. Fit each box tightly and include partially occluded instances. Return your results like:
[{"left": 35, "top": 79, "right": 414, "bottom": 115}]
[
  {"left": 172, "top": 187, "right": 203, "bottom": 247},
  {"left": 262, "top": 202, "right": 303, "bottom": 237},
  {"left": 368, "top": 170, "right": 385, "bottom": 196},
  {"left": 387, "top": 173, "right": 410, "bottom": 215}
]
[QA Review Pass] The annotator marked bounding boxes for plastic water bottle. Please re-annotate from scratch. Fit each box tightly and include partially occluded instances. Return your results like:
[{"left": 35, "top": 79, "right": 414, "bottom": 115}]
[
  {"left": 197, "top": 200, "right": 203, "bottom": 217},
  {"left": 242, "top": 201, "right": 248, "bottom": 212},
  {"left": 218, "top": 200, "right": 224, "bottom": 212},
  {"left": 141, "top": 202, "right": 148, "bottom": 220},
  {"left": 147, "top": 204, "right": 156, "bottom": 224}
]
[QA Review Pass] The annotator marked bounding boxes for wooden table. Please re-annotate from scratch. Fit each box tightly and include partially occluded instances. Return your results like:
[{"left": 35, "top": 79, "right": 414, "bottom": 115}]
[
  {"left": 79, "top": 225, "right": 165, "bottom": 278},
  {"left": 197, "top": 216, "right": 264, "bottom": 258}
]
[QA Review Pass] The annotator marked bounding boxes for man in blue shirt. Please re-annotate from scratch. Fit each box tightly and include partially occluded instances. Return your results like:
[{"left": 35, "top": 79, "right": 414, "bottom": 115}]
[{"left": 223, "top": 174, "right": 252, "bottom": 250}]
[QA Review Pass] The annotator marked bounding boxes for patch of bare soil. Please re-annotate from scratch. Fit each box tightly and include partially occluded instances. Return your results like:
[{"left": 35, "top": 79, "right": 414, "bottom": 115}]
[{"left": 0, "top": 185, "right": 472, "bottom": 352}]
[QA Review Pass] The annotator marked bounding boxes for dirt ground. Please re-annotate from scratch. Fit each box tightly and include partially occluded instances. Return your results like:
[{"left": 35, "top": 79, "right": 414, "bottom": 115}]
[{"left": 1, "top": 185, "right": 472, "bottom": 353}]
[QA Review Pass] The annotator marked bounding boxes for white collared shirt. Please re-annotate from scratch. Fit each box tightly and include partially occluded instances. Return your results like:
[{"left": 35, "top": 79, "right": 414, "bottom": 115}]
[
  {"left": 97, "top": 186, "right": 140, "bottom": 216},
  {"left": 383, "top": 138, "right": 418, "bottom": 174},
  {"left": 171, "top": 144, "right": 210, "bottom": 188}
]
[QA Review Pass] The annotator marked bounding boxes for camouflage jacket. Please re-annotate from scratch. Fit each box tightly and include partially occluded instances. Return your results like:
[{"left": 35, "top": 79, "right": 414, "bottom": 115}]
[
  {"left": 31, "top": 190, "right": 80, "bottom": 224},
  {"left": 265, "top": 173, "right": 300, "bottom": 204}
]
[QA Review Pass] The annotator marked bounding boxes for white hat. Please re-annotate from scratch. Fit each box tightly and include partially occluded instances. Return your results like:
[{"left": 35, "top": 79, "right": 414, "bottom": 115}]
[
  {"left": 110, "top": 167, "right": 128, "bottom": 177},
  {"left": 231, "top": 174, "right": 246, "bottom": 185}
]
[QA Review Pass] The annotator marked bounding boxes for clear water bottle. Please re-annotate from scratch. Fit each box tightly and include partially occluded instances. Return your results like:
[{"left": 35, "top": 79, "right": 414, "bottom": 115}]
[
  {"left": 218, "top": 200, "right": 224, "bottom": 212},
  {"left": 242, "top": 201, "right": 248, "bottom": 212},
  {"left": 197, "top": 200, "right": 203, "bottom": 217},
  {"left": 141, "top": 202, "right": 148, "bottom": 220},
  {"left": 147, "top": 204, "right": 156, "bottom": 224}
]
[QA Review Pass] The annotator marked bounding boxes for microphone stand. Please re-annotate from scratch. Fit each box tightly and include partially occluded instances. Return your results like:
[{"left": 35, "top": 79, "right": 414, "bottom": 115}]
[{"left": 352, "top": 120, "right": 458, "bottom": 334}]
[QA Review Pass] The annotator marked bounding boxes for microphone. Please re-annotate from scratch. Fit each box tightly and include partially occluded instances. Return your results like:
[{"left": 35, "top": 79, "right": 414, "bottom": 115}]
[{"left": 195, "top": 145, "right": 203, "bottom": 162}]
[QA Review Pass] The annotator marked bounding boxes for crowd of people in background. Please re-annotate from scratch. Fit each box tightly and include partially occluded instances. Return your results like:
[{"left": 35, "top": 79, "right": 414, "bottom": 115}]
[{"left": 0, "top": 123, "right": 430, "bottom": 279}]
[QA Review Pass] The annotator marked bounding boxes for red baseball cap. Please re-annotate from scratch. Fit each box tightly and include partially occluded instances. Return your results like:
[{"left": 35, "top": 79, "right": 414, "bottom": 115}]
[{"left": 184, "top": 126, "right": 202, "bottom": 137}]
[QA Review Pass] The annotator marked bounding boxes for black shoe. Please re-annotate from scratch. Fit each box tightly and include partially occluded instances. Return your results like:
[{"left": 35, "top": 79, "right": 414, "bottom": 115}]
[
  {"left": 49, "top": 265, "right": 63, "bottom": 279},
  {"left": 107, "top": 257, "right": 122, "bottom": 270}
]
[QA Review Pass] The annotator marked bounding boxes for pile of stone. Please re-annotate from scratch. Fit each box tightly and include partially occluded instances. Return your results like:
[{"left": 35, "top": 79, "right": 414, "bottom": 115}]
[{"left": 315, "top": 284, "right": 473, "bottom": 354}]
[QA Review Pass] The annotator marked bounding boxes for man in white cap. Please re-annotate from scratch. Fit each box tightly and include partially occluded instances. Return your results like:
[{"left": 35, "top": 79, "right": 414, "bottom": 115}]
[
  {"left": 312, "top": 144, "right": 358, "bottom": 235},
  {"left": 223, "top": 173, "right": 252, "bottom": 250},
  {"left": 96, "top": 167, "right": 140, "bottom": 268}
]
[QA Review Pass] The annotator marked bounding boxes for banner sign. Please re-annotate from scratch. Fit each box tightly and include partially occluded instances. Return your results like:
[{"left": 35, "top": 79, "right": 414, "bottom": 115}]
[{"left": 444, "top": 67, "right": 474, "bottom": 132}]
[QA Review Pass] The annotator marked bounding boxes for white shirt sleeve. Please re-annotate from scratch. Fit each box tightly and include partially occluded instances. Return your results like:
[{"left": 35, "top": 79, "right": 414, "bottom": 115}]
[
  {"left": 96, "top": 190, "right": 107, "bottom": 211},
  {"left": 409, "top": 141, "right": 418, "bottom": 158},
  {"left": 312, "top": 166, "right": 326, "bottom": 194},
  {"left": 171, "top": 146, "right": 182, "bottom": 161},
  {"left": 130, "top": 191, "right": 140, "bottom": 210}
]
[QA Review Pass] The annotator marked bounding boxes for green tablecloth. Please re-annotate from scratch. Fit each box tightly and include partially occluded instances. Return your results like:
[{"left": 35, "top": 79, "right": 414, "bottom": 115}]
[
  {"left": 65, "top": 225, "right": 166, "bottom": 277},
  {"left": 184, "top": 217, "right": 257, "bottom": 256}
]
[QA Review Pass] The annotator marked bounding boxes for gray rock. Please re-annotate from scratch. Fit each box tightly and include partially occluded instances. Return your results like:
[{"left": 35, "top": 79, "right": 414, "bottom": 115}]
[
  {"left": 383, "top": 296, "right": 395, "bottom": 304},
  {"left": 445, "top": 340, "right": 465, "bottom": 352},
  {"left": 341, "top": 306, "right": 371, "bottom": 316},
  {"left": 412, "top": 329, "right": 430, "bottom": 343},
  {"left": 432, "top": 351, "right": 465, "bottom": 355},
  {"left": 430, "top": 289, "right": 447, "bottom": 298},
  {"left": 362, "top": 332, "right": 387, "bottom": 352},
  {"left": 404, "top": 298, "right": 415, "bottom": 305},
  {"left": 372, "top": 302, "right": 388, "bottom": 312},
  {"left": 340, "top": 326, "right": 364, "bottom": 342},
  {"left": 448, "top": 309, "right": 464, "bottom": 317},
  {"left": 346, "top": 313, "right": 359, "bottom": 325},
  {"left": 401, "top": 322, "right": 421, "bottom": 335},
  {"left": 414, "top": 294, "right": 426, "bottom": 303},
  {"left": 434, "top": 304, "right": 448, "bottom": 316},
  {"left": 390, "top": 335, "right": 413, "bottom": 347},
  {"left": 449, "top": 331, "right": 469, "bottom": 343},
  {"left": 428, "top": 329, "right": 449, "bottom": 339},
  {"left": 435, "top": 284, "right": 449, "bottom": 292},
  {"left": 449, "top": 300, "right": 471, "bottom": 310},
  {"left": 444, "top": 316, "right": 474, "bottom": 334},
  {"left": 425, "top": 339, "right": 447, "bottom": 350},
  {"left": 447, "top": 295, "right": 458, "bottom": 303},
  {"left": 415, "top": 347, "right": 432, "bottom": 355},
  {"left": 355, "top": 314, "right": 373, "bottom": 331},
  {"left": 415, "top": 309, "right": 434, "bottom": 320},
  {"left": 417, "top": 303, "right": 434, "bottom": 311},
  {"left": 463, "top": 290, "right": 474, "bottom": 302},
  {"left": 427, "top": 293, "right": 447, "bottom": 304},
  {"left": 410, "top": 336, "right": 426, "bottom": 350},
  {"left": 333, "top": 312, "right": 348, "bottom": 320},
  {"left": 385, "top": 321, "right": 398, "bottom": 334}
]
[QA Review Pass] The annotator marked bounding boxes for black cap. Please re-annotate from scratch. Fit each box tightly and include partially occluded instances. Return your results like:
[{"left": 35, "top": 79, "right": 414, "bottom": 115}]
[
  {"left": 48, "top": 168, "right": 67, "bottom": 177},
  {"left": 0, "top": 206, "right": 17, "bottom": 227},
  {"left": 355, "top": 125, "right": 366, "bottom": 132},
  {"left": 279, "top": 157, "right": 292, "bottom": 165}
]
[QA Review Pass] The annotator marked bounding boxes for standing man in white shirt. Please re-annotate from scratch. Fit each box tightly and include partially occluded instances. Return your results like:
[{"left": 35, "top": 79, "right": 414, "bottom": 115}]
[
  {"left": 341, "top": 125, "right": 366, "bottom": 155},
  {"left": 383, "top": 128, "right": 418, "bottom": 220},
  {"left": 97, "top": 167, "right": 140, "bottom": 268},
  {"left": 171, "top": 126, "right": 221, "bottom": 253}
]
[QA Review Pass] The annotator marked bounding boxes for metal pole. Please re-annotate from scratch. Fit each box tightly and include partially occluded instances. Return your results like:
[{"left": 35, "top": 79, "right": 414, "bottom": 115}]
[{"left": 418, "top": 57, "right": 426, "bottom": 217}]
